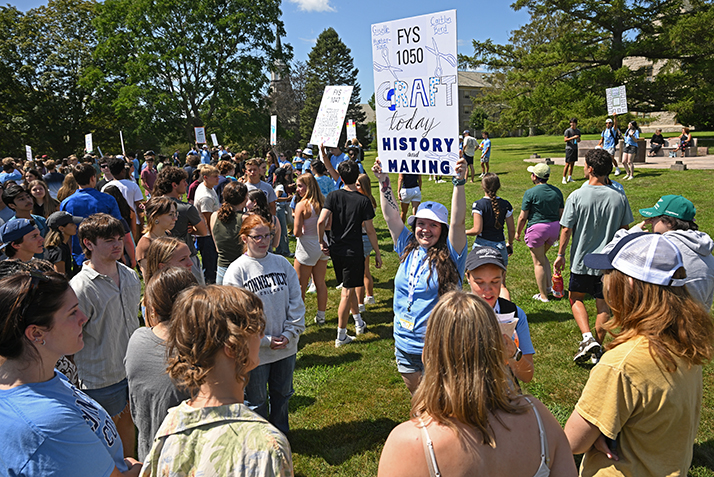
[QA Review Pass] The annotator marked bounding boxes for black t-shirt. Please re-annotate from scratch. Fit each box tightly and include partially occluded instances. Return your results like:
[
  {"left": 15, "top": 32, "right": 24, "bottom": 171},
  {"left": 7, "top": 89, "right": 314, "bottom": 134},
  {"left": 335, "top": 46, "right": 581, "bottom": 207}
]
[
  {"left": 472, "top": 197, "right": 513, "bottom": 242},
  {"left": 401, "top": 174, "right": 419, "bottom": 189},
  {"left": 324, "top": 188, "right": 375, "bottom": 257},
  {"left": 46, "top": 242, "right": 79, "bottom": 279},
  {"left": 651, "top": 133, "right": 665, "bottom": 145}
]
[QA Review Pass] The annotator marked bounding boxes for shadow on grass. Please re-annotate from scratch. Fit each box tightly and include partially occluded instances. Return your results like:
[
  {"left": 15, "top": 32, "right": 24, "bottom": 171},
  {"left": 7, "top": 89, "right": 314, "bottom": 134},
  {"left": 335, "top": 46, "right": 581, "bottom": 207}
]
[
  {"left": 291, "top": 417, "right": 398, "bottom": 466},
  {"left": 527, "top": 310, "right": 577, "bottom": 324},
  {"left": 296, "top": 351, "right": 362, "bottom": 370},
  {"left": 298, "top": 327, "right": 349, "bottom": 347},
  {"left": 289, "top": 394, "right": 317, "bottom": 413},
  {"left": 692, "top": 439, "right": 714, "bottom": 473}
]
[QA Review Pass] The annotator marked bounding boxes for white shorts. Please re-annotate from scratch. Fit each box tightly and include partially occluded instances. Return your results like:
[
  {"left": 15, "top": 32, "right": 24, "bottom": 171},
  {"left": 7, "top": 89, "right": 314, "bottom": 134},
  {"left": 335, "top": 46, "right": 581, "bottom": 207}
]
[
  {"left": 295, "top": 234, "right": 328, "bottom": 267},
  {"left": 399, "top": 186, "right": 422, "bottom": 204}
]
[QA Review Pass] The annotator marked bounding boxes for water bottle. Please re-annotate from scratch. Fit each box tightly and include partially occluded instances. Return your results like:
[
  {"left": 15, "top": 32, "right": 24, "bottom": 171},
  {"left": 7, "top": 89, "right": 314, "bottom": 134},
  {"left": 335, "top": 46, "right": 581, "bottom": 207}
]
[{"left": 552, "top": 271, "right": 564, "bottom": 298}]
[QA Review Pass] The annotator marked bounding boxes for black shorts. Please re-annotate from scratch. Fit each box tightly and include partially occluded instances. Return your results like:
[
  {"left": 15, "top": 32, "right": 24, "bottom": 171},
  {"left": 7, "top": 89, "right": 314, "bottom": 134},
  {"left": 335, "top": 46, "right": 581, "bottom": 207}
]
[
  {"left": 624, "top": 144, "right": 637, "bottom": 154},
  {"left": 565, "top": 149, "right": 578, "bottom": 163},
  {"left": 463, "top": 153, "right": 474, "bottom": 165},
  {"left": 569, "top": 272, "right": 604, "bottom": 299},
  {"left": 332, "top": 254, "right": 365, "bottom": 289}
]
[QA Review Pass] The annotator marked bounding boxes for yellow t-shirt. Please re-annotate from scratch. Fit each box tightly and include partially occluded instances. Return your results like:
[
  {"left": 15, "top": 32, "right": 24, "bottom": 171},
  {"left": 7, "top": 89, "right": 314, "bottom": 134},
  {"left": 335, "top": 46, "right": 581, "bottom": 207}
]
[{"left": 576, "top": 336, "right": 702, "bottom": 477}]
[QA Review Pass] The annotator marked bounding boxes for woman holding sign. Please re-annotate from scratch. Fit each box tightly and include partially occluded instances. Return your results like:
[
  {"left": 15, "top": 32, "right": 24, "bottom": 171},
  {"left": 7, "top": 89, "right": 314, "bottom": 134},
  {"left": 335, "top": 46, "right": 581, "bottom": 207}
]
[{"left": 373, "top": 157, "right": 468, "bottom": 394}]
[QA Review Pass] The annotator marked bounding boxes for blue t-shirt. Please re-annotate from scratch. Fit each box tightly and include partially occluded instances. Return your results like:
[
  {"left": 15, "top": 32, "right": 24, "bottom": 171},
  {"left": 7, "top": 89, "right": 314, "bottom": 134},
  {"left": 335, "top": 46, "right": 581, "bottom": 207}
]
[
  {"left": 60, "top": 188, "right": 122, "bottom": 262},
  {"left": 601, "top": 127, "right": 618, "bottom": 149},
  {"left": 624, "top": 129, "right": 639, "bottom": 147},
  {"left": 494, "top": 300, "right": 535, "bottom": 356},
  {"left": 393, "top": 226, "right": 467, "bottom": 354},
  {"left": 315, "top": 175, "right": 335, "bottom": 199},
  {"left": 0, "top": 371, "right": 127, "bottom": 477},
  {"left": 132, "top": 158, "right": 141, "bottom": 180},
  {"left": 479, "top": 138, "right": 492, "bottom": 158},
  {"left": 0, "top": 170, "right": 23, "bottom": 184},
  {"left": 200, "top": 149, "right": 211, "bottom": 164}
]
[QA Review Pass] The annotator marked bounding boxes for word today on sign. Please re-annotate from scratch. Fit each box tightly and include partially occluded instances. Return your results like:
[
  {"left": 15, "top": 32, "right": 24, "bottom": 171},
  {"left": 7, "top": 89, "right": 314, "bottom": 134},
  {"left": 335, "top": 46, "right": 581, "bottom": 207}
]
[{"left": 372, "top": 9, "right": 459, "bottom": 176}]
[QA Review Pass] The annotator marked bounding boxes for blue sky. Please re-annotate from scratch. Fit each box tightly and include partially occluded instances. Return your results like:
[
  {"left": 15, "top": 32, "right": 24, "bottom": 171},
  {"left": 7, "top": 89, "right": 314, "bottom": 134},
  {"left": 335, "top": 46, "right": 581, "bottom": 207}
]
[{"left": 10, "top": 0, "right": 530, "bottom": 103}]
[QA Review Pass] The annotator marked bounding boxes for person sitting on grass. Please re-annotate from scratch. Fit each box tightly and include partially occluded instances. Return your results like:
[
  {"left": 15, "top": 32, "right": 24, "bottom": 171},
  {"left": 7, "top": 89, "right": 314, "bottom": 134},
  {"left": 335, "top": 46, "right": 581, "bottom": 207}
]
[{"left": 378, "top": 290, "right": 577, "bottom": 477}]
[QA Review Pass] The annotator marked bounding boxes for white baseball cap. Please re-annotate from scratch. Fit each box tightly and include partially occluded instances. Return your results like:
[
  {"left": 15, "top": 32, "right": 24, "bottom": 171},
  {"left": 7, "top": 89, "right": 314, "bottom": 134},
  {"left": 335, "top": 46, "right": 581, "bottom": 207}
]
[{"left": 407, "top": 201, "right": 448, "bottom": 227}]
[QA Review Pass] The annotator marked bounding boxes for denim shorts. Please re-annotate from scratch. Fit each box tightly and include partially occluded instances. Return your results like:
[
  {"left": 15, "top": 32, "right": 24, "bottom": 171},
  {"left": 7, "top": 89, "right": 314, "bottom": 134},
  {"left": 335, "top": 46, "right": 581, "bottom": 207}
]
[
  {"left": 395, "top": 347, "right": 424, "bottom": 374},
  {"left": 83, "top": 378, "right": 129, "bottom": 417},
  {"left": 362, "top": 234, "right": 373, "bottom": 258}
]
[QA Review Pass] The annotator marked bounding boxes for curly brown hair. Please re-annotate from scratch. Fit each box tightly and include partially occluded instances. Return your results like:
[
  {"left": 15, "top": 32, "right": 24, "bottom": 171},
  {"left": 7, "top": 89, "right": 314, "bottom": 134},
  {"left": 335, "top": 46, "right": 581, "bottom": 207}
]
[{"left": 166, "top": 285, "right": 266, "bottom": 397}]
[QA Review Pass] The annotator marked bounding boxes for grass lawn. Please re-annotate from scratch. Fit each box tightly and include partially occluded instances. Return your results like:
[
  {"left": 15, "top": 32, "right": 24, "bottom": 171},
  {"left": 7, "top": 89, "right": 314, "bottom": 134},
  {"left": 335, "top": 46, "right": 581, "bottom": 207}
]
[{"left": 284, "top": 134, "right": 714, "bottom": 476}]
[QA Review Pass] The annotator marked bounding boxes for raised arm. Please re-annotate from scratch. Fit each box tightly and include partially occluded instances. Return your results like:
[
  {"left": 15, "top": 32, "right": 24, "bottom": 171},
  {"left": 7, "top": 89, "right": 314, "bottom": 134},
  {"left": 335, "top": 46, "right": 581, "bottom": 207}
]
[
  {"left": 449, "top": 158, "right": 468, "bottom": 252},
  {"left": 372, "top": 158, "right": 406, "bottom": 243},
  {"left": 319, "top": 143, "right": 339, "bottom": 182}
]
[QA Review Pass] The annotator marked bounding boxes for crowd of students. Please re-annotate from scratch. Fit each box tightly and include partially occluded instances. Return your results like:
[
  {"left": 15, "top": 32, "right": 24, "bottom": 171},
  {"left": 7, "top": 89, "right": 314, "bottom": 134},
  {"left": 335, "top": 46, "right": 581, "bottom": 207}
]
[{"left": 0, "top": 136, "right": 713, "bottom": 476}]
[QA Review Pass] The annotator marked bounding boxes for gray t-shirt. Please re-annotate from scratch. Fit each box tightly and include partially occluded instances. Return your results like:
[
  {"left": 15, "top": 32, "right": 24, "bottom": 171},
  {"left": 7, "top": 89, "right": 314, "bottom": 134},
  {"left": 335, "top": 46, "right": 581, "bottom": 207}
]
[
  {"left": 246, "top": 180, "right": 277, "bottom": 204},
  {"left": 168, "top": 197, "right": 203, "bottom": 256},
  {"left": 564, "top": 127, "right": 581, "bottom": 150},
  {"left": 124, "top": 327, "right": 188, "bottom": 461},
  {"left": 560, "top": 183, "right": 633, "bottom": 275}
]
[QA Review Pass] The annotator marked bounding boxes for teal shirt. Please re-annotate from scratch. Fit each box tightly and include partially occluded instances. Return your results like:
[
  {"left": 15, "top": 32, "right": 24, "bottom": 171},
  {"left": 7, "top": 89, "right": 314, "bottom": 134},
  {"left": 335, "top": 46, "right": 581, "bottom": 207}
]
[{"left": 521, "top": 184, "right": 564, "bottom": 227}]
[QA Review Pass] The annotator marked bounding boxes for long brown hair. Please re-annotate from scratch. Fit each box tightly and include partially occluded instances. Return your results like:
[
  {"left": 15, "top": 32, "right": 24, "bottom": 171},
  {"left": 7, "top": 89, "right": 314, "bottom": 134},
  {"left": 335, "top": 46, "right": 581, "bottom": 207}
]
[
  {"left": 217, "top": 181, "right": 248, "bottom": 223},
  {"left": 413, "top": 291, "right": 527, "bottom": 445},
  {"left": 295, "top": 173, "right": 324, "bottom": 213},
  {"left": 145, "top": 266, "right": 198, "bottom": 327},
  {"left": 400, "top": 222, "right": 460, "bottom": 297},
  {"left": 481, "top": 173, "right": 502, "bottom": 229},
  {"left": 603, "top": 269, "right": 714, "bottom": 372},
  {"left": 144, "top": 236, "right": 186, "bottom": 284},
  {"left": 56, "top": 174, "right": 78, "bottom": 202},
  {"left": 143, "top": 196, "right": 177, "bottom": 235},
  {"left": 28, "top": 180, "right": 58, "bottom": 218},
  {"left": 356, "top": 173, "right": 377, "bottom": 208}
]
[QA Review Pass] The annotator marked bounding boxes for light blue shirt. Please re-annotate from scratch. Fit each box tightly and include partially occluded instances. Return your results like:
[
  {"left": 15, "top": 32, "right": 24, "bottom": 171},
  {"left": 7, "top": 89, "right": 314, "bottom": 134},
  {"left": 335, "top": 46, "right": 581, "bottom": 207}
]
[
  {"left": 393, "top": 227, "right": 467, "bottom": 354},
  {"left": 624, "top": 129, "right": 639, "bottom": 147},
  {"left": 200, "top": 149, "right": 211, "bottom": 164},
  {"left": 601, "top": 127, "right": 618, "bottom": 149},
  {"left": 479, "top": 138, "right": 491, "bottom": 158}
]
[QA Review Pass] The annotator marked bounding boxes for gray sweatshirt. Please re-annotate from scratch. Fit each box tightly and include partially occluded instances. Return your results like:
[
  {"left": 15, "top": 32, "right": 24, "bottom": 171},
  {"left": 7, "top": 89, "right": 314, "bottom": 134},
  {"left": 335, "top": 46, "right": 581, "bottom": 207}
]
[{"left": 224, "top": 252, "right": 305, "bottom": 365}]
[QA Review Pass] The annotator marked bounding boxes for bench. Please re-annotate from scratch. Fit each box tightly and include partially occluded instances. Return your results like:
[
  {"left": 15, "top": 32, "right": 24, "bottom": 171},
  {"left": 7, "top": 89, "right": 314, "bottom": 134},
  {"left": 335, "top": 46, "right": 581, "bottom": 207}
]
[{"left": 646, "top": 138, "right": 698, "bottom": 157}]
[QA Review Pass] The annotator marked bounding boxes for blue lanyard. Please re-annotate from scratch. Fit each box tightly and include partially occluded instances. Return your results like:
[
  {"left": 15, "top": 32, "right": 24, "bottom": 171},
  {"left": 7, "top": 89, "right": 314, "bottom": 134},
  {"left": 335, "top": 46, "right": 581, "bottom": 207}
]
[{"left": 407, "top": 249, "right": 431, "bottom": 313}]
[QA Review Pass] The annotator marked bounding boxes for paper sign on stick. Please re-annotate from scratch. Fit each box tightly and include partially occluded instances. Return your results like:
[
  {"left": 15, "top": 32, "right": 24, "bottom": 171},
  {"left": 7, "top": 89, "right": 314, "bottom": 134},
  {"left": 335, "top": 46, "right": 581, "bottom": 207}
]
[
  {"left": 211, "top": 133, "right": 219, "bottom": 147},
  {"left": 346, "top": 120, "right": 356, "bottom": 141},
  {"left": 606, "top": 86, "right": 628, "bottom": 115},
  {"left": 25, "top": 146, "right": 32, "bottom": 162},
  {"left": 120, "top": 131, "right": 126, "bottom": 156},
  {"left": 310, "top": 86, "right": 353, "bottom": 148},
  {"left": 85, "top": 133, "right": 93, "bottom": 153},
  {"left": 270, "top": 116, "right": 277, "bottom": 146},
  {"left": 371, "top": 10, "right": 459, "bottom": 176},
  {"left": 194, "top": 127, "right": 206, "bottom": 144}
]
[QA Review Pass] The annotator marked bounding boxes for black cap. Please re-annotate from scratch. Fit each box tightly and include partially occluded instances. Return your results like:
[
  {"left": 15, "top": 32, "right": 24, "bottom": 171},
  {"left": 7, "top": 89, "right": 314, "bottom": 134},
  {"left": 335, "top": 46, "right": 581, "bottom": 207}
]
[{"left": 466, "top": 246, "right": 506, "bottom": 272}]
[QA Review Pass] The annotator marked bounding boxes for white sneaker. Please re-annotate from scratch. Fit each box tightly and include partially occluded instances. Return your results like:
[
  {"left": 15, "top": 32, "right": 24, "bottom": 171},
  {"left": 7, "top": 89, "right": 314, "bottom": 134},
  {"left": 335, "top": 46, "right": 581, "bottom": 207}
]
[
  {"left": 306, "top": 281, "right": 317, "bottom": 294},
  {"left": 614, "top": 167, "right": 621, "bottom": 176},
  {"left": 314, "top": 314, "right": 325, "bottom": 325},
  {"left": 626, "top": 175, "right": 634, "bottom": 180},
  {"left": 532, "top": 293, "right": 550, "bottom": 303},
  {"left": 355, "top": 320, "right": 367, "bottom": 335},
  {"left": 364, "top": 295, "right": 376, "bottom": 305},
  {"left": 335, "top": 335, "right": 355, "bottom": 347},
  {"left": 335, "top": 283, "right": 343, "bottom": 290},
  {"left": 567, "top": 176, "right": 574, "bottom": 183},
  {"left": 562, "top": 177, "right": 568, "bottom": 184},
  {"left": 358, "top": 304, "right": 366, "bottom": 314},
  {"left": 479, "top": 173, "right": 485, "bottom": 178}
]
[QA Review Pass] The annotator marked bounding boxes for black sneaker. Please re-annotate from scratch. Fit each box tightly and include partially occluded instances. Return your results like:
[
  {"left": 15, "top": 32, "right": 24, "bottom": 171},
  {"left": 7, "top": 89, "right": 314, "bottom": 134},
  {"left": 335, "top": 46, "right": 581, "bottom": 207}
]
[{"left": 574, "top": 337, "right": 601, "bottom": 363}]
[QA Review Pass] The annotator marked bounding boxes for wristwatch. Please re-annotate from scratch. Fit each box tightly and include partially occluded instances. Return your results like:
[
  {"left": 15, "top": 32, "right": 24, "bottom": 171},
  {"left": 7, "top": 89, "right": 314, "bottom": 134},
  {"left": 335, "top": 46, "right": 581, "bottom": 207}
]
[
  {"left": 512, "top": 346, "right": 523, "bottom": 361},
  {"left": 452, "top": 177, "right": 467, "bottom": 186}
]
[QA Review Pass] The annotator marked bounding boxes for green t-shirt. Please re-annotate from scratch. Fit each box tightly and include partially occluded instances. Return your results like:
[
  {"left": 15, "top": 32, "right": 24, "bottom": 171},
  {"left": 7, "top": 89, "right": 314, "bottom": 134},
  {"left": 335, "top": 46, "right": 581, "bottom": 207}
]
[
  {"left": 521, "top": 183, "right": 564, "bottom": 227},
  {"left": 560, "top": 183, "right": 633, "bottom": 276}
]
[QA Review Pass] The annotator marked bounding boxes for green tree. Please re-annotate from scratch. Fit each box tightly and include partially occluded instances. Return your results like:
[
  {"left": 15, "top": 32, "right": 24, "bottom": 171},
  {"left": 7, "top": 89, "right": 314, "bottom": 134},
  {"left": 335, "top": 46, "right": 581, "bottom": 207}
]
[
  {"left": 299, "top": 28, "right": 366, "bottom": 147},
  {"left": 459, "top": 0, "right": 714, "bottom": 133},
  {"left": 90, "top": 0, "right": 290, "bottom": 147},
  {"left": 0, "top": 0, "right": 97, "bottom": 157},
  {"left": 469, "top": 107, "right": 489, "bottom": 132}
]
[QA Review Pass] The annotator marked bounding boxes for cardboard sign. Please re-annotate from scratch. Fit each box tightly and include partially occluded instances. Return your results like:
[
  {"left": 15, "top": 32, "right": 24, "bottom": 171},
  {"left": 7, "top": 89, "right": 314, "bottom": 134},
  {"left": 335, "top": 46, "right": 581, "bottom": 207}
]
[
  {"left": 606, "top": 86, "right": 628, "bottom": 115},
  {"left": 346, "top": 119, "right": 357, "bottom": 140},
  {"left": 211, "top": 133, "right": 219, "bottom": 147},
  {"left": 310, "top": 85, "right": 354, "bottom": 148},
  {"left": 85, "top": 133, "right": 93, "bottom": 153},
  {"left": 194, "top": 127, "right": 206, "bottom": 144},
  {"left": 371, "top": 9, "right": 459, "bottom": 175},
  {"left": 270, "top": 115, "right": 277, "bottom": 146},
  {"left": 25, "top": 145, "right": 32, "bottom": 162}
]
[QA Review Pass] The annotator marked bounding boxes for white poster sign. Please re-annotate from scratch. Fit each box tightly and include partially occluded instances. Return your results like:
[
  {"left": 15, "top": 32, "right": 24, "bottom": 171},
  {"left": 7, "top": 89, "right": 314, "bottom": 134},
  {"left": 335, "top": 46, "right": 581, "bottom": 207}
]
[
  {"left": 211, "top": 133, "right": 219, "bottom": 147},
  {"left": 346, "top": 120, "right": 357, "bottom": 140},
  {"left": 25, "top": 145, "right": 32, "bottom": 162},
  {"left": 310, "top": 85, "right": 354, "bottom": 148},
  {"left": 119, "top": 131, "right": 126, "bottom": 155},
  {"left": 194, "top": 127, "right": 206, "bottom": 144},
  {"left": 270, "top": 115, "right": 277, "bottom": 146},
  {"left": 606, "top": 86, "right": 628, "bottom": 115},
  {"left": 85, "top": 133, "right": 93, "bottom": 153},
  {"left": 372, "top": 10, "right": 459, "bottom": 175}
]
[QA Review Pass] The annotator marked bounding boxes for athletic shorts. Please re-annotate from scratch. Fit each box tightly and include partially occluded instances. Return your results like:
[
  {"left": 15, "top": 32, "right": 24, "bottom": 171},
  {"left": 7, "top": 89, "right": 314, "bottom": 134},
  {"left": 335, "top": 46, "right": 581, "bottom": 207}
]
[
  {"left": 463, "top": 153, "right": 474, "bottom": 165},
  {"left": 624, "top": 144, "right": 637, "bottom": 154},
  {"left": 568, "top": 272, "right": 604, "bottom": 299},
  {"left": 332, "top": 254, "right": 365, "bottom": 289},
  {"left": 481, "top": 155, "right": 490, "bottom": 163},
  {"left": 83, "top": 378, "right": 129, "bottom": 417},
  {"left": 605, "top": 147, "right": 616, "bottom": 157},
  {"left": 399, "top": 186, "right": 422, "bottom": 204},
  {"left": 524, "top": 221, "right": 560, "bottom": 249},
  {"left": 565, "top": 149, "right": 578, "bottom": 163},
  {"left": 395, "top": 347, "right": 424, "bottom": 374}
]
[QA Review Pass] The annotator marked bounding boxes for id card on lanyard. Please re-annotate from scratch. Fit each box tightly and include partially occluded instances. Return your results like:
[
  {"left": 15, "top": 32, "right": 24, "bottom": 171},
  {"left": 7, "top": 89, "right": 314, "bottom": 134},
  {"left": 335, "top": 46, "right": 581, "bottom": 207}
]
[{"left": 399, "top": 249, "right": 430, "bottom": 331}]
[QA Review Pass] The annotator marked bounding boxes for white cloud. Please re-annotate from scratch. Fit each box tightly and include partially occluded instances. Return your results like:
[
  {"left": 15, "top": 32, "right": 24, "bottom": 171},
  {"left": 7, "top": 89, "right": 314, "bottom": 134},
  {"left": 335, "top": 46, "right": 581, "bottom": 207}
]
[
  {"left": 457, "top": 39, "right": 465, "bottom": 47},
  {"left": 289, "top": 0, "right": 335, "bottom": 12},
  {"left": 299, "top": 37, "right": 317, "bottom": 44}
]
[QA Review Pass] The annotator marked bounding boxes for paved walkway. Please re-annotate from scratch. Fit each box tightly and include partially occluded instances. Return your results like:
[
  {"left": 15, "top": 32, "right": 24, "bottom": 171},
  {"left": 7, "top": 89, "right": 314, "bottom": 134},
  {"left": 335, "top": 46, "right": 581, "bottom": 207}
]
[{"left": 524, "top": 153, "right": 714, "bottom": 170}]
